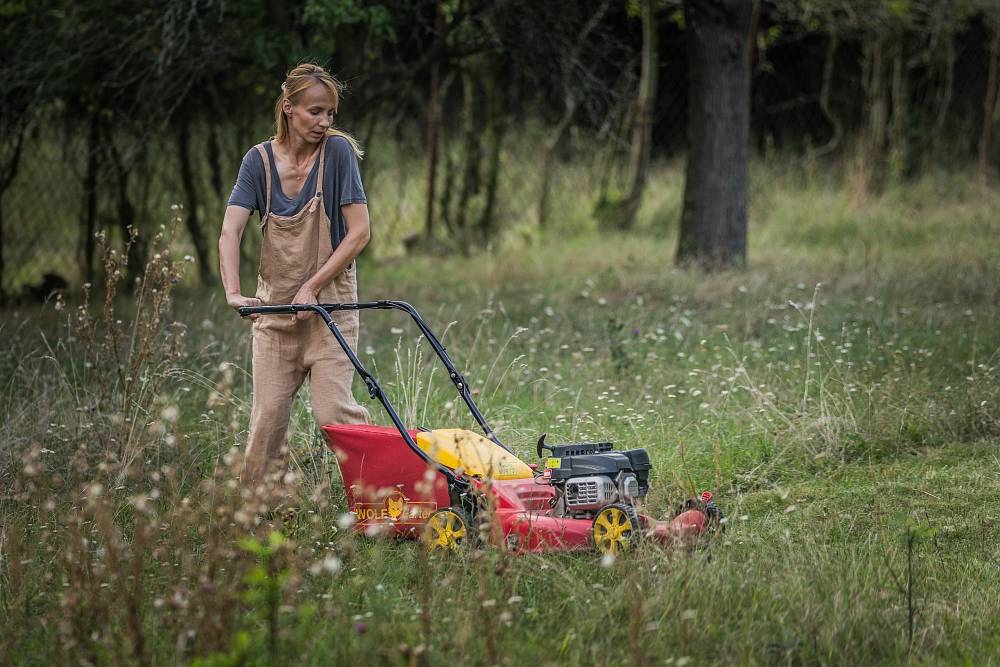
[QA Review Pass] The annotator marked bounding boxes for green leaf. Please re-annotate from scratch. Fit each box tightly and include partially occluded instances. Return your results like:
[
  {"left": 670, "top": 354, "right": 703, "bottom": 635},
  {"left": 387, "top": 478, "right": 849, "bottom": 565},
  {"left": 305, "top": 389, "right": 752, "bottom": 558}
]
[
  {"left": 238, "top": 536, "right": 264, "bottom": 554},
  {"left": 267, "top": 530, "right": 286, "bottom": 550}
]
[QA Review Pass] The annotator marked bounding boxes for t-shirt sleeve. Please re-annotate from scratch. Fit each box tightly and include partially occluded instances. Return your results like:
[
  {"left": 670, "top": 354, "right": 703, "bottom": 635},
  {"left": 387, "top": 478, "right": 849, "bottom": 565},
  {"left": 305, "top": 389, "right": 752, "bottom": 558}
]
[
  {"left": 227, "top": 148, "right": 263, "bottom": 213},
  {"left": 329, "top": 136, "right": 367, "bottom": 206}
]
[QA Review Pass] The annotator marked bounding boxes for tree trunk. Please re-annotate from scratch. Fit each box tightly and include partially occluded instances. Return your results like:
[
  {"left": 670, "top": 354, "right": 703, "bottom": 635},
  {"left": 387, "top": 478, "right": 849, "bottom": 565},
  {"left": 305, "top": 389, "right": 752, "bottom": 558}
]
[
  {"left": 440, "top": 144, "right": 457, "bottom": 237},
  {"left": 434, "top": 72, "right": 458, "bottom": 239},
  {"left": 0, "top": 129, "right": 25, "bottom": 304},
  {"left": 620, "top": 0, "right": 658, "bottom": 230},
  {"left": 979, "top": 17, "right": 1000, "bottom": 186},
  {"left": 177, "top": 116, "right": 215, "bottom": 285},
  {"left": 0, "top": 201, "right": 5, "bottom": 304},
  {"left": 454, "top": 67, "right": 482, "bottom": 254},
  {"left": 859, "top": 39, "right": 889, "bottom": 194},
  {"left": 80, "top": 115, "right": 101, "bottom": 284},
  {"left": 107, "top": 136, "right": 144, "bottom": 281},
  {"left": 677, "top": 0, "right": 752, "bottom": 269},
  {"left": 813, "top": 34, "right": 843, "bottom": 158},
  {"left": 424, "top": 10, "right": 444, "bottom": 240},
  {"left": 207, "top": 121, "right": 223, "bottom": 196},
  {"left": 477, "top": 65, "right": 507, "bottom": 242},
  {"left": 933, "top": 35, "right": 955, "bottom": 146},
  {"left": 889, "top": 38, "right": 910, "bottom": 181}
]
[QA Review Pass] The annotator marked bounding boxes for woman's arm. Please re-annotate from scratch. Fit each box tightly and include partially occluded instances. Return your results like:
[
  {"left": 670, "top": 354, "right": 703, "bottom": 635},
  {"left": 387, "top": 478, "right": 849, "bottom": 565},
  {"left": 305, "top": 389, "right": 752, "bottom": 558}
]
[
  {"left": 219, "top": 205, "right": 262, "bottom": 319},
  {"left": 292, "top": 203, "right": 371, "bottom": 319}
]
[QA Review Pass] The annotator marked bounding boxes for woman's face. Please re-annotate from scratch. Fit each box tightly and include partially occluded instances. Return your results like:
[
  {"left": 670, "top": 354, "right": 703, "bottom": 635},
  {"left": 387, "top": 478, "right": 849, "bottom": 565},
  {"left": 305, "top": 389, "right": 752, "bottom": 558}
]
[{"left": 284, "top": 83, "right": 336, "bottom": 144}]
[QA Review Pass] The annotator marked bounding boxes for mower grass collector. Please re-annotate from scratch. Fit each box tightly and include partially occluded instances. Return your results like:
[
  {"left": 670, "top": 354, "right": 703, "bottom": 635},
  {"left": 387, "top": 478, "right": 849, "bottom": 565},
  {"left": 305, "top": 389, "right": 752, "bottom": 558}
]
[{"left": 240, "top": 301, "right": 721, "bottom": 555}]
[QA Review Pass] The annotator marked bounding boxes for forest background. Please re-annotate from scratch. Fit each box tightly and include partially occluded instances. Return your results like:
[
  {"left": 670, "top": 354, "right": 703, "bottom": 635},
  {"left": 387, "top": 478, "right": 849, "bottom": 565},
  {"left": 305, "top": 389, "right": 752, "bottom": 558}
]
[
  {"left": 2, "top": 1, "right": 1000, "bottom": 665},
  {"left": 2, "top": 0, "right": 999, "bottom": 293}
]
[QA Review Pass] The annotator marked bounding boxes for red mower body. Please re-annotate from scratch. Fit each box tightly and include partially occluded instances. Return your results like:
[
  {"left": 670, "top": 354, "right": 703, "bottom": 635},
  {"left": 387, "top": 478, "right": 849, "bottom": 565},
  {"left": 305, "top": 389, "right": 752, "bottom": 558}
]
[{"left": 323, "top": 424, "right": 712, "bottom": 553}]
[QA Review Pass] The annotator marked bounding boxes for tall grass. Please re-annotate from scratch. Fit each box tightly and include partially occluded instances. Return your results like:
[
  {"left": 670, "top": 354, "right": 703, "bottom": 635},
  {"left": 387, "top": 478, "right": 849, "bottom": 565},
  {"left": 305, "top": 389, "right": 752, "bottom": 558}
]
[{"left": 2, "top": 158, "right": 999, "bottom": 665}]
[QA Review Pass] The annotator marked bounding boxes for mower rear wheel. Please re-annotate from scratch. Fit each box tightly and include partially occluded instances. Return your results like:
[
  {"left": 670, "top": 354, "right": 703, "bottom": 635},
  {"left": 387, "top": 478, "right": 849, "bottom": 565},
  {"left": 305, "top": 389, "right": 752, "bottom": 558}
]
[
  {"left": 422, "top": 507, "right": 473, "bottom": 553},
  {"left": 592, "top": 503, "right": 641, "bottom": 556}
]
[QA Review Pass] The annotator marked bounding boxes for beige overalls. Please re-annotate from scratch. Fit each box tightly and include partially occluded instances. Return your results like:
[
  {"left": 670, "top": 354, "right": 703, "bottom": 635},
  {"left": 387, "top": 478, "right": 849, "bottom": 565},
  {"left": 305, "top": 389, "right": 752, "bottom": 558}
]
[{"left": 243, "top": 137, "right": 369, "bottom": 485}]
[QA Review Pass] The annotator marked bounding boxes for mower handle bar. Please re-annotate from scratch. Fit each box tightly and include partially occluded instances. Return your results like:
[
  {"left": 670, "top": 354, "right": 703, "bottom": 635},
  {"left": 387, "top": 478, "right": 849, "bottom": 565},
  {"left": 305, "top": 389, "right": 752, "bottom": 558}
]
[{"left": 238, "top": 301, "right": 511, "bottom": 489}]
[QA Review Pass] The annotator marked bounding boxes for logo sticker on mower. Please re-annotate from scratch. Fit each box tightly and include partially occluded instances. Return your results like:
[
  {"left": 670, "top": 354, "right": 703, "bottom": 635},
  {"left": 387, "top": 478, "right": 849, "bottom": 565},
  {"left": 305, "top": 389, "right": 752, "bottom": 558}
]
[{"left": 352, "top": 489, "right": 437, "bottom": 525}]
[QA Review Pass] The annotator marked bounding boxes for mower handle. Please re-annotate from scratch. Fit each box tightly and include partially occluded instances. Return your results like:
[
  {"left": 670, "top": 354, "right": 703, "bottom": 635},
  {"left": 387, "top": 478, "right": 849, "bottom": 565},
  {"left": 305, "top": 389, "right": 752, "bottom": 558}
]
[{"left": 238, "top": 301, "right": 512, "bottom": 488}]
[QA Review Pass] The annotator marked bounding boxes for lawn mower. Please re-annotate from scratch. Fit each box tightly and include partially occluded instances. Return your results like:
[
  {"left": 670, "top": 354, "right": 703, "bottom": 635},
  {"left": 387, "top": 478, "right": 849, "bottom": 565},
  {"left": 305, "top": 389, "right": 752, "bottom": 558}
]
[{"left": 239, "top": 301, "right": 721, "bottom": 555}]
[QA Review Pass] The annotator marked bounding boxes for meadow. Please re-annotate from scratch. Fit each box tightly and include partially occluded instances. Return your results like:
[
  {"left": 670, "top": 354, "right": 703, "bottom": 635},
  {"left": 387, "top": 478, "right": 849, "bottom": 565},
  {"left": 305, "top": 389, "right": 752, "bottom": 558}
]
[{"left": 2, "top": 157, "right": 999, "bottom": 666}]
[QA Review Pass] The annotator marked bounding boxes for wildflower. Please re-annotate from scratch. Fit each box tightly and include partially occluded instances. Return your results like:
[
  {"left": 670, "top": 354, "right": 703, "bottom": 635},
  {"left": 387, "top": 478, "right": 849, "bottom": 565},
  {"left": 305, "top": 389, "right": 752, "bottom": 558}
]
[
  {"left": 599, "top": 553, "right": 616, "bottom": 568},
  {"left": 337, "top": 512, "right": 356, "bottom": 530},
  {"left": 309, "top": 555, "right": 342, "bottom": 575}
]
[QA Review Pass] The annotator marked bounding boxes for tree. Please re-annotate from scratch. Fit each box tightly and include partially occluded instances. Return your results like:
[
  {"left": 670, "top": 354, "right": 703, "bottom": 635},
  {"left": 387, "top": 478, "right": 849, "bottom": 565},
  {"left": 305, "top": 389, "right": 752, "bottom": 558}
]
[
  {"left": 676, "top": 0, "right": 752, "bottom": 268},
  {"left": 980, "top": 12, "right": 1000, "bottom": 185},
  {"left": 619, "top": 0, "right": 658, "bottom": 230}
]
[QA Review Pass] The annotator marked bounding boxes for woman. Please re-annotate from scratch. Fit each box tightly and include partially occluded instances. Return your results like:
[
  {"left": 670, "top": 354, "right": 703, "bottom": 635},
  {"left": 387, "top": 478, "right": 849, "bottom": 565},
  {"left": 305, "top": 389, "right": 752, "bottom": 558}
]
[{"left": 219, "top": 63, "right": 370, "bottom": 487}]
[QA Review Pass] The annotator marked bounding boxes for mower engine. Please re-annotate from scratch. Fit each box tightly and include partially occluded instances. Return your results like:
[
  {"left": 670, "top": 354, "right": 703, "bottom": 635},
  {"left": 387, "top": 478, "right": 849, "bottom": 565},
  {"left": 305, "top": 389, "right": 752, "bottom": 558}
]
[{"left": 539, "top": 439, "right": 652, "bottom": 520}]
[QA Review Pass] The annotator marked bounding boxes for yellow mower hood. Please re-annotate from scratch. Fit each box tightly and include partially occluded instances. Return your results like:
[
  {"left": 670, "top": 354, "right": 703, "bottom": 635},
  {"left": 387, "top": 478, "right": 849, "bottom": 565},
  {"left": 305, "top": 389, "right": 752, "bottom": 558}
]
[{"left": 415, "top": 429, "right": 533, "bottom": 480}]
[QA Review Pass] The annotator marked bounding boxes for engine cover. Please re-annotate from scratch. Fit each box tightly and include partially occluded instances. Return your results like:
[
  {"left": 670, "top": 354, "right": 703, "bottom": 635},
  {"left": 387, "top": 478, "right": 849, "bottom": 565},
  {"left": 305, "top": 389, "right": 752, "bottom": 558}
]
[
  {"left": 548, "top": 452, "right": 633, "bottom": 480},
  {"left": 564, "top": 475, "right": 618, "bottom": 511}
]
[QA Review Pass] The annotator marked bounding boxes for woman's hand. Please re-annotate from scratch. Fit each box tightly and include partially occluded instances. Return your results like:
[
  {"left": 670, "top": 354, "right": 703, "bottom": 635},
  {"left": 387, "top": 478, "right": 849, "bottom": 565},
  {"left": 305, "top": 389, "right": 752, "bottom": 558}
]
[
  {"left": 228, "top": 293, "right": 263, "bottom": 320},
  {"left": 292, "top": 283, "right": 319, "bottom": 320}
]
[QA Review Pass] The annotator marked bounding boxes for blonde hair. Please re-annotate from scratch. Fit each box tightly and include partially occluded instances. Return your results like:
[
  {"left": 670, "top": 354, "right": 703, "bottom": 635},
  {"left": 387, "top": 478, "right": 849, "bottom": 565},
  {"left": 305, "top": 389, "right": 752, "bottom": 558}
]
[{"left": 273, "top": 63, "right": 363, "bottom": 159}]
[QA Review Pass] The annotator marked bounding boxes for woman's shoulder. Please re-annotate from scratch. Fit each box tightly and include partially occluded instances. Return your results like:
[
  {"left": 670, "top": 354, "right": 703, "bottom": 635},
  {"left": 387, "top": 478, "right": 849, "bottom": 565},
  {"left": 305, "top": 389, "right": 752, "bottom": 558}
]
[
  {"left": 242, "top": 140, "right": 272, "bottom": 161},
  {"left": 325, "top": 133, "right": 361, "bottom": 161},
  {"left": 239, "top": 142, "right": 270, "bottom": 169}
]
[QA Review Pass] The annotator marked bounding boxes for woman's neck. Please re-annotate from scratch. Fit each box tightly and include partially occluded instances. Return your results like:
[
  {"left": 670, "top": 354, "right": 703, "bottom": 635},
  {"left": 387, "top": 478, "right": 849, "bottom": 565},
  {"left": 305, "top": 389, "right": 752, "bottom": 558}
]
[{"left": 275, "top": 133, "right": 320, "bottom": 166}]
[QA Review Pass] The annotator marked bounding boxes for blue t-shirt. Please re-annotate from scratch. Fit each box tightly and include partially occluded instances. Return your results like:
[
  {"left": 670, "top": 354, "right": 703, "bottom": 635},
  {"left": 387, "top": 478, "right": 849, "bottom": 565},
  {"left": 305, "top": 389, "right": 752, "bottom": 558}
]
[{"left": 227, "top": 136, "right": 367, "bottom": 249}]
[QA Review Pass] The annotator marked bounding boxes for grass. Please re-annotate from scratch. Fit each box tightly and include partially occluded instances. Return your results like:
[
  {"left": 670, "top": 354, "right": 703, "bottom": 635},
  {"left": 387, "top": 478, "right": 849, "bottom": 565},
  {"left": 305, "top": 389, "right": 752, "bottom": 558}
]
[{"left": 1, "top": 156, "right": 999, "bottom": 665}]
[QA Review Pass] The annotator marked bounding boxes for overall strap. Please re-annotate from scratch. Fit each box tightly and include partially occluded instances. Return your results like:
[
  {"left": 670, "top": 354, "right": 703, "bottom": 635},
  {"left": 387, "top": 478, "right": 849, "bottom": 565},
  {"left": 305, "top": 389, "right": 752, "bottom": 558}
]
[
  {"left": 315, "top": 136, "right": 328, "bottom": 198},
  {"left": 254, "top": 143, "right": 272, "bottom": 228}
]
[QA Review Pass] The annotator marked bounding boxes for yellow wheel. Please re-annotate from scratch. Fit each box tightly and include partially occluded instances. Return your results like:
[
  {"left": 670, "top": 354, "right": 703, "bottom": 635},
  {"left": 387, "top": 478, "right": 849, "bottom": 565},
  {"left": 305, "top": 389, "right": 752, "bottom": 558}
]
[
  {"left": 422, "top": 507, "right": 472, "bottom": 553},
  {"left": 592, "top": 503, "right": 641, "bottom": 556}
]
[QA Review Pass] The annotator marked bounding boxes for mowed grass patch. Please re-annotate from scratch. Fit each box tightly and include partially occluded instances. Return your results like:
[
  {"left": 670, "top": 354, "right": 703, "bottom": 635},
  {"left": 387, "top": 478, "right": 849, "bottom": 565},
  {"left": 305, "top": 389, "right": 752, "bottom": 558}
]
[{"left": 2, "top": 165, "right": 999, "bottom": 665}]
